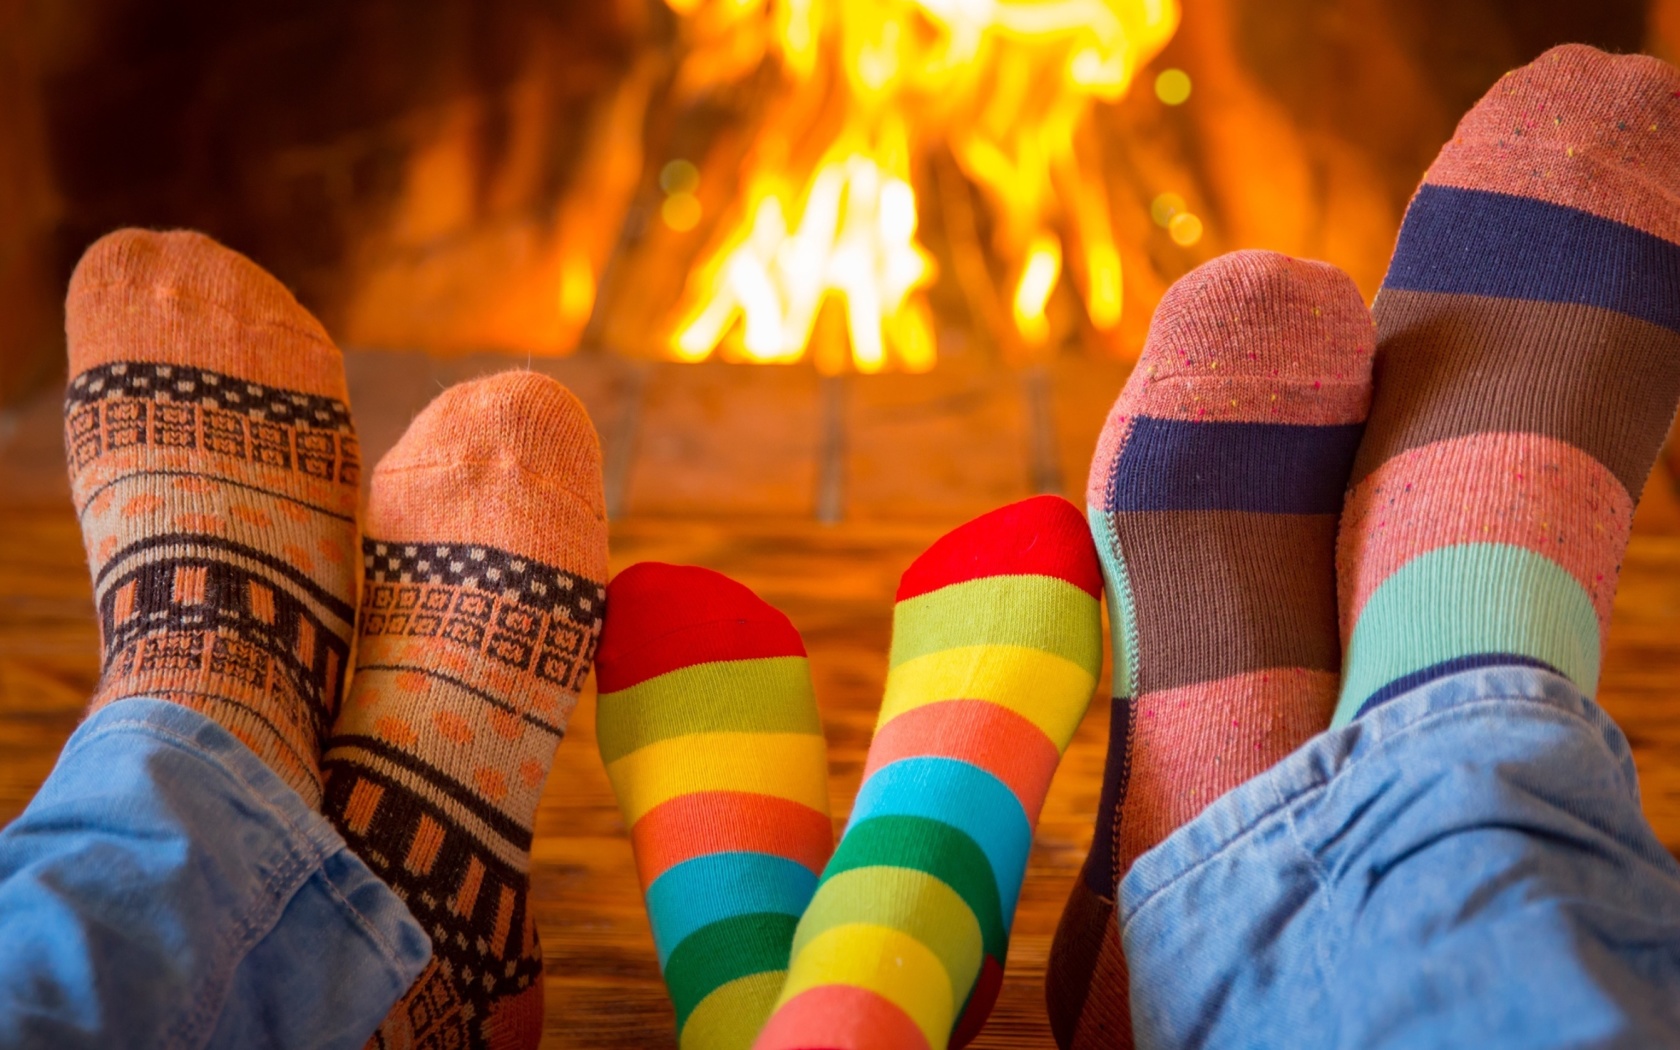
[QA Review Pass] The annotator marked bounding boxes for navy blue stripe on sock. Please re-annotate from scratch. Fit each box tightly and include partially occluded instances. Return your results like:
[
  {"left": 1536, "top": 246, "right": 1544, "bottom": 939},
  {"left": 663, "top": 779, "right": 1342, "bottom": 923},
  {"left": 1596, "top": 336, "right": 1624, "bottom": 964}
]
[
  {"left": 1353, "top": 653, "right": 1565, "bottom": 721},
  {"left": 1384, "top": 184, "right": 1680, "bottom": 334},
  {"left": 1105, "top": 417, "right": 1364, "bottom": 514}
]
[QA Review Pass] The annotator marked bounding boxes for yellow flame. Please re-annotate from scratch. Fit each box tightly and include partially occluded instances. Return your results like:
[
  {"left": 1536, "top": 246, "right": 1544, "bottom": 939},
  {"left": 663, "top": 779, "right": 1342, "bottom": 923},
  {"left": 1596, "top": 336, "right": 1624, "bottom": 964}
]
[{"left": 667, "top": 0, "right": 1179, "bottom": 370}]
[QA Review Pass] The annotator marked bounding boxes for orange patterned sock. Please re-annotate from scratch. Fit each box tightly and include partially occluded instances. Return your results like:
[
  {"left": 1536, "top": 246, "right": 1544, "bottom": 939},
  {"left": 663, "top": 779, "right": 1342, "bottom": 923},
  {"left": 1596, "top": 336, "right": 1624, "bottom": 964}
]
[
  {"left": 65, "top": 228, "right": 361, "bottom": 809},
  {"left": 320, "top": 372, "right": 610, "bottom": 1050}
]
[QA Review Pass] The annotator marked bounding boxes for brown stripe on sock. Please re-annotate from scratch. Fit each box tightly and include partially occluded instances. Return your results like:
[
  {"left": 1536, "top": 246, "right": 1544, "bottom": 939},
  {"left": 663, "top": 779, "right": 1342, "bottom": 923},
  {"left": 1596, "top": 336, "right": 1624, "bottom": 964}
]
[
  {"left": 1046, "top": 879, "right": 1114, "bottom": 1048},
  {"left": 1358, "top": 290, "right": 1680, "bottom": 493},
  {"left": 1111, "top": 511, "right": 1342, "bottom": 692},
  {"left": 1070, "top": 923, "right": 1133, "bottom": 1050}
]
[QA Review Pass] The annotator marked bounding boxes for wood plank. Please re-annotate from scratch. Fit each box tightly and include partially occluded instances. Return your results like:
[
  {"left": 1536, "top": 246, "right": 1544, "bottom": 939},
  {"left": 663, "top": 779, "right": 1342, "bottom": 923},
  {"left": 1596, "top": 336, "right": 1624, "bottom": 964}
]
[
  {"left": 843, "top": 362, "right": 1033, "bottom": 521},
  {"left": 0, "top": 378, "right": 70, "bottom": 511},
  {"left": 623, "top": 362, "right": 822, "bottom": 518}
]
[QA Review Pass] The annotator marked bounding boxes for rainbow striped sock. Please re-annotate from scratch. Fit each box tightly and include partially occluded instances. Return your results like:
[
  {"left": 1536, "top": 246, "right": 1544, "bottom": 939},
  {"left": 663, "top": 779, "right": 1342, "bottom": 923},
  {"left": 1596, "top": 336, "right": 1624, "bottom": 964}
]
[
  {"left": 754, "top": 496, "right": 1102, "bottom": 1050},
  {"left": 595, "top": 563, "right": 834, "bottom": 1050},
  {"left": 1336, "top": 45, "right": 1680, "bottom": 724}
]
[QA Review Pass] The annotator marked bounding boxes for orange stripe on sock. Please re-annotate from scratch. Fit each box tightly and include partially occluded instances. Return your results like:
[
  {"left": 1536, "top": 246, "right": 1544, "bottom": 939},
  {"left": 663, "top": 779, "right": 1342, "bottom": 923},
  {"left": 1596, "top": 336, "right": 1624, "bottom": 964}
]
[
  {"left": 630, "top": 791, "right": 834, "bottom": 891},
  {"left": 453, "top": 856, "right": 486, "bottom": 918},
  {"left": 172, "top": 564, "right": 207, "bottom": 605},
  {"left": 755, "top": 985, "right": 932, "bottom": 1050},
  {"left": 864, "top": 700, "right": 1062, "bottom": 821},
  {"left": 404, "top": 814, "right": 445, "bottom": 875},
  {"left": 492, "top": 885, "right": 516, "bottom": 958},
  {"left": 247, "top": 580, "right": 275, "bottom": 624},
  {"left": 342, "top": 778, "right": 384, "bottom": 835},
  {"left": 294, "top": 618, "right": 316, "bottom": 668},
  {"left": 113, "top": 581, "right": 137, "bottom": 622}
]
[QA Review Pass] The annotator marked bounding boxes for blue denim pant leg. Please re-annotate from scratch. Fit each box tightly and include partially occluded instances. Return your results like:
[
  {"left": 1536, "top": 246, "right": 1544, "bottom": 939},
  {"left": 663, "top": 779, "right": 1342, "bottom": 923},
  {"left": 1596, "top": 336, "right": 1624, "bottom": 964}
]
[
  {"left": 0, "top": 698, "right": 431, "bottom": 1050},
  {"left": 1119, "top": 666, "right": 1680, "bottom": 1049}
]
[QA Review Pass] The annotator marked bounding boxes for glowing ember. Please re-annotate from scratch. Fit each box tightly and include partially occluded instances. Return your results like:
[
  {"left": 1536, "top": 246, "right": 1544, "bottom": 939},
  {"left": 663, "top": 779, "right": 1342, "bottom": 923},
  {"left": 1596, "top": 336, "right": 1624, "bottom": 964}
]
[{"left": 665, "top": 0, "right": 1179, "bottom": 371}]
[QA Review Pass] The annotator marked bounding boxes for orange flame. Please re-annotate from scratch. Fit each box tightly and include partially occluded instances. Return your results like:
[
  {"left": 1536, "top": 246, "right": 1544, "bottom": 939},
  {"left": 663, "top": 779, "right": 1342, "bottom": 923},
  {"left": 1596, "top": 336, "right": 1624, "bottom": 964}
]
[{"left": 665, "top": 0, "right": 1179, "bottom": 371}]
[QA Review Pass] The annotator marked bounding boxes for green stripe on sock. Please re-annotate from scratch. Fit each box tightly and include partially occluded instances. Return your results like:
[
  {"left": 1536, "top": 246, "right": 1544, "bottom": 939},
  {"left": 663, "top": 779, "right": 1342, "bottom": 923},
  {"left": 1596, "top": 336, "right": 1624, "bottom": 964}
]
[
  {"left": 1335, "top": 542, "right": 1601, "bottom": 725},
  {"left": 1087, "top": 507, "right": 1137, "bottom": 700},
  {"left": 596, "top": 656, "right": 819, "bottom": 763},
  {"left": 665, "top": 911, "right": 801, "bottom": 1031},
  {"left": 823, "top": 815, "right": 1007, "bottom": 960},
  {"left": 889, "top": 574, "right": 1102, "bottom": 670}
]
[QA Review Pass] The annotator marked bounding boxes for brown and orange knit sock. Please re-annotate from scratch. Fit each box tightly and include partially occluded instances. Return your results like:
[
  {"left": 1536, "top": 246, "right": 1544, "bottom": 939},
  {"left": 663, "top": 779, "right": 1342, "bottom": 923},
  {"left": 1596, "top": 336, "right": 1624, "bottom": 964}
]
[
  {"left": 1045, "top": 251, "right": 1375, "bottom": 1047},
  {"left": 320, "top": 372, "right": 609, "bottom": 1050},
  {"left": 65, "top": 228, "right": 361, "bottom": 809}
]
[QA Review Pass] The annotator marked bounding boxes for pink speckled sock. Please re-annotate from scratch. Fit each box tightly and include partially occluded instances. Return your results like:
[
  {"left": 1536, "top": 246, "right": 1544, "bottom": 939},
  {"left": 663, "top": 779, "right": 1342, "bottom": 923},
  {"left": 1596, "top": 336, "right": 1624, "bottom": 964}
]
[
  {"left": 1047, "top": 249, "right": 1375, "bottom": 1049},
  {"left": 1335, "top": 44, "right": 1680, "bottom": 725}
]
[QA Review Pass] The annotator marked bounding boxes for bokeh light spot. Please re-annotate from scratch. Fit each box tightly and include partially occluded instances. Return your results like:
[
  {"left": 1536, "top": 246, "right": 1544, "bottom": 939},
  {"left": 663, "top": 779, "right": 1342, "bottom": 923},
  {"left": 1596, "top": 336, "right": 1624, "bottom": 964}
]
[
  {"left": 1169, "top": 211, "right": 1204, "bottom": 246},
  {"left": 660, "top": 159, "right": 700, "bottom": 196},
  {"left": 662, "top": 192, "right": 703, "bottom": 231},
  {"left": 1155, "top": 68, "right": 1192, "bottom": 105},
  {"left": 1151, "top": 191, "right": 1186, "bottom": 228}
]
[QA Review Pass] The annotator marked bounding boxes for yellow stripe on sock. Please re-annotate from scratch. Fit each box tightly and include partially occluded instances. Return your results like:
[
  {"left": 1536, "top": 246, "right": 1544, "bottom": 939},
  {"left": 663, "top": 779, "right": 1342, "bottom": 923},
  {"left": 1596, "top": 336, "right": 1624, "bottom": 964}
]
[
  {"left": 879, "top": 645, "right": 1096, "bottom": 750},
  {"left": 606, "top": 732, "right": 831, "bottom": 826},
  {"left": 778, "top": 923, "right": 953, "bottom": 1049},
  {"left": 790, "top": 866, "right": 983, "bottom": 1008},
  {"left": 681, "top": 969, "right": 785, "bottom": 1050}
]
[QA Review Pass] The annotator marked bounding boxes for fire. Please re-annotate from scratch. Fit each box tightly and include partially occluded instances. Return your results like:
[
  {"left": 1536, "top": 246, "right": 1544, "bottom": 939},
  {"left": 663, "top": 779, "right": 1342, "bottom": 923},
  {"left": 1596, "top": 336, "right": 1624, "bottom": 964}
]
[{"left": 664, "top": 0, "right": 1180, "bottom": 372}]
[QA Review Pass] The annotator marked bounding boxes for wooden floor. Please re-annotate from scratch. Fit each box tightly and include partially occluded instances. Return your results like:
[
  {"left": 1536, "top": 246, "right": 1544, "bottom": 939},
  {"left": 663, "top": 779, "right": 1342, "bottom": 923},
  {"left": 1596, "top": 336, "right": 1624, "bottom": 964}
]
[{"left": 3, "top": 351, "right": 1680, "bottom": 1048}]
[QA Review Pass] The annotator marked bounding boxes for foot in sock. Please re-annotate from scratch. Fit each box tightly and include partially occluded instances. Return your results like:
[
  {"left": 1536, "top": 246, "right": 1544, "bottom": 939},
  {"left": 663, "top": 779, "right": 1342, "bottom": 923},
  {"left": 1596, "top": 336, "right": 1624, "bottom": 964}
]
[
  {"left": 754, "top": 495, "right": 1103, "bottom": 1050},
  {"left": 320, "top": 372, "right": 609, "bottom": 1050},
  {"left": 1046, "top": 250, "right": 1376, "bottom": 1048},
  {"left": 1337, "top": 44, "right": 1680, "bottom": 724},
  {"left": 65, "top": 228, "right": 360, "bottom": 808},
  {"left": 595, "top": 564, "right": 833, "bottom": 1049}
]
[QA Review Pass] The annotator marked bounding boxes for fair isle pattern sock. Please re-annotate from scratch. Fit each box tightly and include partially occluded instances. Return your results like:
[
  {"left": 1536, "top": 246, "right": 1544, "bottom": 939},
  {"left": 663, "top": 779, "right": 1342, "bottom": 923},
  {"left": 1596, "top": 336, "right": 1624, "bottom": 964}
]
[
  {"left": 65, "top": 228, "right": 360, "bottom": 809},
  {"left": 320, "top": 372, "right": 609, "bottom": 1050},
  {"left": 1336, "top": 45, "right": 1680, "bottom": 725},
  {"left": 1046, "top": 251, "right": 1375, "bottom": 1049},
  {"left": 595, "top": 564, "right": 833, "bottom": 1050},
  {"left": 755, "top": 496, "right": 1102, "bottom": 1050}
]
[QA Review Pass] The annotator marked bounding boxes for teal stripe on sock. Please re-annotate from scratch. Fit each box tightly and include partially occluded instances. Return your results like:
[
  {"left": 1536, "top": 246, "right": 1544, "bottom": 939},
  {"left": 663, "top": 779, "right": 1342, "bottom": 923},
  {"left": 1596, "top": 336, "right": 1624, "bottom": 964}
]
[
  {"left": 1087, "top": 507, "right": 1137, "bottom": 700},
  {"left": 848, "top": 757, "right": 1033, "bottom": 926},
  {"left": 1335, "top": 542, "right": 1601, "bottom": 726},
  {"left": 647, "top": 852, "right": 818, "bottom": 967}
]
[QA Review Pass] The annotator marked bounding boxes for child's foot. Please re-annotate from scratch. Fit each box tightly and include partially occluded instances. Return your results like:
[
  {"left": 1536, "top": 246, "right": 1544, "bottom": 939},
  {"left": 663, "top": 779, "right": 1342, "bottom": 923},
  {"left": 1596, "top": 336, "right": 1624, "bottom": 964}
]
[
  {"left": 755, "top": 495, "right": 1103, "bottom": 1050},
  {"left": 320, "top": 372, "right": 609, "bottom": 1050},
  {"left": 1046, "top": 250, "right": 1375, "bottom": 1047},
  {"left": 1337, "top": 44, "right": 1680, "bottom": 724},
  {"left": 65, "top": 228, "right": 361, "bottom": 808},
  {"left": 595, "top": 563, "right": 833, "bottom": 1049}
]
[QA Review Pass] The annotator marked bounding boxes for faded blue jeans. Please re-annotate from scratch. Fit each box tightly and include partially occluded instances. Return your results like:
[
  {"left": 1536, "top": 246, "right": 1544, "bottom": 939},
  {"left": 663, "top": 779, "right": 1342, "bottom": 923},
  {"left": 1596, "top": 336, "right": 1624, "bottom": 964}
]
[
  {"left": 1123, "top": 665, "right": 1680, "bottom": 1048},
  {"left": 3, "top": 673, "right": 1679, "bottom": 1048},
  {"left": 0, "top": 698, "right": 430, "bottom": 1050}
]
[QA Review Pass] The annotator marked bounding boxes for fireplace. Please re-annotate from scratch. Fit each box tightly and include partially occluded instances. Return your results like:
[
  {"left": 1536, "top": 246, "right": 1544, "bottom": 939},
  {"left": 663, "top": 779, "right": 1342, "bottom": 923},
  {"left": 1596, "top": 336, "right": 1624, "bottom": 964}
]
[{"left": 5, "top": 0, "right": 1676, "bottom": 399}]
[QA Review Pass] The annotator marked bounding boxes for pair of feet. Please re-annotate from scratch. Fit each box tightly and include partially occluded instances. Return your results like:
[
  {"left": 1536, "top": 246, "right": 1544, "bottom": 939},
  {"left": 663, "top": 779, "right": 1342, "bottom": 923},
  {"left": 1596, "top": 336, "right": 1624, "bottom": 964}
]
[
  {"left": 67, "top": 229, "right": 607, "bottom": 1048},
  {"left": 1047, "top": 42, "right": 1680, "bottom": 1049}
]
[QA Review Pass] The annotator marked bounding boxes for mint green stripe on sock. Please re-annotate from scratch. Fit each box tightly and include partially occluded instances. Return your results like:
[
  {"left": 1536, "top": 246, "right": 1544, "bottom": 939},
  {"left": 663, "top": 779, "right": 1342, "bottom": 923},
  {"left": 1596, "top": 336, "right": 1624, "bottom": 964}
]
[
  {"left": 1087, "top": 507, "right": 1138, "bottom": 701},
  {"left": 1335, "top": 542, "right": 1601, "bottom": 726}
]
